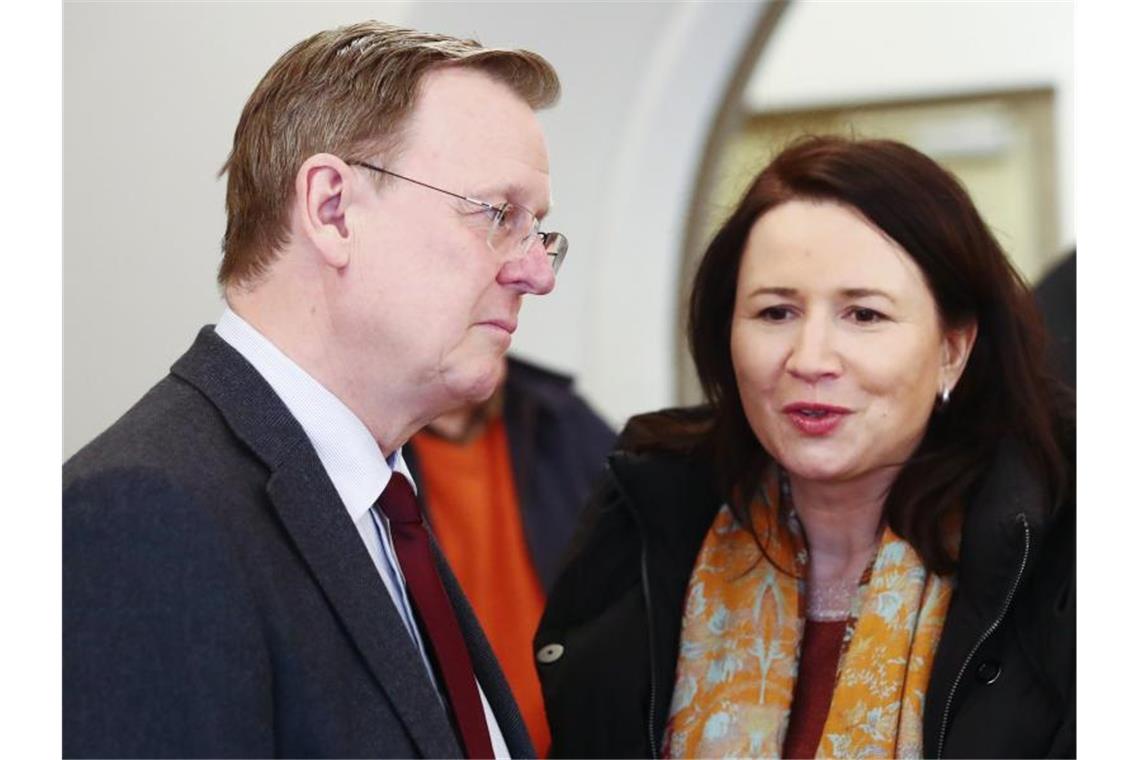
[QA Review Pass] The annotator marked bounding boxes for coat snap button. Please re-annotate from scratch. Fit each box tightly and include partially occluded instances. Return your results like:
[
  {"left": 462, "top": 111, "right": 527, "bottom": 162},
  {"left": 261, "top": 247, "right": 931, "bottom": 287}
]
[
  {"left": 536, "top": 643, "right": 564, "bottom": 664},
  {"left": 976, "top": 659, "right": 1002, "bottom": 685}
]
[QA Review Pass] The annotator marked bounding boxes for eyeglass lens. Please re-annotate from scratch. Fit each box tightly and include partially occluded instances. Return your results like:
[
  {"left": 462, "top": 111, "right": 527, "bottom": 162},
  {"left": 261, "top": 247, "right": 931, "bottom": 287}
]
[{"left": 487, "top": 204, "right": 567, "bottom": 273}]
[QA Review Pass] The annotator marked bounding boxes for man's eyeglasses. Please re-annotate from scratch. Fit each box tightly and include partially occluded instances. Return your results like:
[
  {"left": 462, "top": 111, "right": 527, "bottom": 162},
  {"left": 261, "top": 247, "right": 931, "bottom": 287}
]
[{"left": 350, "top": 161, "right": 568, "bottom": 274}]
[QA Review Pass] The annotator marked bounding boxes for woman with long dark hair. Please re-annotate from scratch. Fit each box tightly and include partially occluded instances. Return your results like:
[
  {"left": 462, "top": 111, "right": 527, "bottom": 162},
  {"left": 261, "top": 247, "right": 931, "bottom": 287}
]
[{"left": 535, "top": 136, "right": 1074, "bottom": 758}]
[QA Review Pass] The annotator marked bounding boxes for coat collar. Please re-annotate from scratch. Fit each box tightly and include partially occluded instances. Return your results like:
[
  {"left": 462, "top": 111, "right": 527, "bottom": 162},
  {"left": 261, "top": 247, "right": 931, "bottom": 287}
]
[
  {"left": 607, "top": 446, "right": 721, "bottom": 560},
  {"left": 955, "top": 438, "right": 1053, "bottom": 616},
  {"left": 171, "top": 327, "right": 463, "bottom": 758},
  {"left": 923, "top": 438, "right": 1057, "bottom": 753},
  {"left": 503, "top": 355, "right": 577, "bottom": 414},
  {"left": 608, "top": 424, "right": 1055, "bottom": 613}
]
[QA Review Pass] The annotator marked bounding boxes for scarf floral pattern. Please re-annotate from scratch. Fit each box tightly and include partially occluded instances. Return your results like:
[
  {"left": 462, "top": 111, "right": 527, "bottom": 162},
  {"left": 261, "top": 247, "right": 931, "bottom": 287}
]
[{"left": 662, "top": 493, "right": 955, "bottom": 758}]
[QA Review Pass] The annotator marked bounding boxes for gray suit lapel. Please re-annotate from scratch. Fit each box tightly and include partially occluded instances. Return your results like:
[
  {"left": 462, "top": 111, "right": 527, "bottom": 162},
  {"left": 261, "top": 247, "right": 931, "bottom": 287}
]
[
  {"left": 267, "top": 457, "right": 460, "bottom": 758},
  {"left": 432, "top": 538, "right": 535, "bottom": 758},
  {"left": 172, "top": 327, "right": 461, "bottom": 758}
]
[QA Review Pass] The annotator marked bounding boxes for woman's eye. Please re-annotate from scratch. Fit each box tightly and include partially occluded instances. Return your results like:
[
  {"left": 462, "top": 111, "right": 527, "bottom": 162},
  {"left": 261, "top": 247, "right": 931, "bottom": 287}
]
[
  {"left": 849, "top": 307, "right": 886, "bottom": 323},
  {"left": 758, "top": 306, "right": 794, "bottom": 322}
]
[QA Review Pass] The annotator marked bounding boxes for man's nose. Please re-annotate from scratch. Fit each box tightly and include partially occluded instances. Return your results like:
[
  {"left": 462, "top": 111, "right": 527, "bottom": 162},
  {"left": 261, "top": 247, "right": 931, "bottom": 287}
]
[{"left": 497, "top": 236, "right": 555, "bottom": 295}]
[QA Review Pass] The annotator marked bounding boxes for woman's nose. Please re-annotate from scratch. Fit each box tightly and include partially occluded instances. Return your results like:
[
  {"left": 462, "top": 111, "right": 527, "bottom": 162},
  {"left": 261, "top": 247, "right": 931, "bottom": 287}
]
[{"left": 785, "top": 316, "right": 841, "bottom": 382}]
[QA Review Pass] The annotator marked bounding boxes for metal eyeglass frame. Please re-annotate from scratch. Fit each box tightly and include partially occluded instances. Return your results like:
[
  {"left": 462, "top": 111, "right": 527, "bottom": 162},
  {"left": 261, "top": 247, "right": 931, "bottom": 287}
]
[{"left": 349, "top": 161, "right": 568, "bottom": 274}]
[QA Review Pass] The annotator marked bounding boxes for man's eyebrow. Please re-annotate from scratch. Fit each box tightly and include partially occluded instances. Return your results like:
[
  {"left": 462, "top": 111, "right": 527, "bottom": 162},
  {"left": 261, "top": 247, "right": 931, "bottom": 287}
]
[
  {"left": 538, "top": 197, "right": 553, "bottom": 220},
  {"left": 472, "top": 181, "right": 549, "bottom": 218}
]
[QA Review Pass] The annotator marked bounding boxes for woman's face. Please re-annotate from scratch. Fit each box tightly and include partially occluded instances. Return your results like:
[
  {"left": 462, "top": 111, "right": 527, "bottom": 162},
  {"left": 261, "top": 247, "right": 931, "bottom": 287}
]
[{"left": 730, "top": 199, "right": 974, "bottom": 486}]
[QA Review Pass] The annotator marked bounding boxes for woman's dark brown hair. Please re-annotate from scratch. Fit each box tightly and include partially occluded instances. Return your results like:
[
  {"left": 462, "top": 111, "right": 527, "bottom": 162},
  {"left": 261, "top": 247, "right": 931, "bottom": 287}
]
[{"left": 661, "top": 135, "right": 1073, "bottom": 574}]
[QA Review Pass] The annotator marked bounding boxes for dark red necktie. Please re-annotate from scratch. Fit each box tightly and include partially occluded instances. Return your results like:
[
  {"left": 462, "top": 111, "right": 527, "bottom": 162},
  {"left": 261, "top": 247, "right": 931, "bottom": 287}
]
[{"left": 376, "top": 473, "right": 495, "bottom": 759}]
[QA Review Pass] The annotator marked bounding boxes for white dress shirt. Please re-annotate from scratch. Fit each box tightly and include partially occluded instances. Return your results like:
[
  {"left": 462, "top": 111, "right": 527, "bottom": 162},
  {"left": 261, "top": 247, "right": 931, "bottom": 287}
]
[{"left": 215, "top": 308, "right": 510, "bottom": 758}]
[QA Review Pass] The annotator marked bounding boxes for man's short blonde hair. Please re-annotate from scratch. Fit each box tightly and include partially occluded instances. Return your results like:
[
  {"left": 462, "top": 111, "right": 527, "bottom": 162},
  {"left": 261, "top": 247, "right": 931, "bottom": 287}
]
[{"left": 217, "top": 21, "right": 560, "bottom": 287}]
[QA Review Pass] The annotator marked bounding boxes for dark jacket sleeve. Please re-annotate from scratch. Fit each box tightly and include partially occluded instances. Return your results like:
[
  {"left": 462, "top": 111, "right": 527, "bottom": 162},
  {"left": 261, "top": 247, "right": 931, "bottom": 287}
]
[
  {"left": 1041, "top": 493, "right": 1076, "bottom": 758},
  {"left": 63, "top": 469, "right": 273, "bottom": 758}
]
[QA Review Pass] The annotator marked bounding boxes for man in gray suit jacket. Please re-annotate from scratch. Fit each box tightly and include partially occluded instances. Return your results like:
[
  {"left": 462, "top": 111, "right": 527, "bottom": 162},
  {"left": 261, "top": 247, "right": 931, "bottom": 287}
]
[{"left": 63, "top": 20, "right": 567, "bottom": 758}]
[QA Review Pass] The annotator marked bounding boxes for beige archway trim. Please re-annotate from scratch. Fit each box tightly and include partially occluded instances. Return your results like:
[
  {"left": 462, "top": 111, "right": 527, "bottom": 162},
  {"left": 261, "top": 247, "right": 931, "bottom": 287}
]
[{"left": 674, "top": 1, "right": 791, "bottom": 406}]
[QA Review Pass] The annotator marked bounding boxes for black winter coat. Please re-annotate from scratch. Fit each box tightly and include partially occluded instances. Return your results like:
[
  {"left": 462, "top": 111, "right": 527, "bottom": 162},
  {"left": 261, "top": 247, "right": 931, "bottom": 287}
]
[{"left": 535, "top": 411, "right": 1075, "bottom": 758}]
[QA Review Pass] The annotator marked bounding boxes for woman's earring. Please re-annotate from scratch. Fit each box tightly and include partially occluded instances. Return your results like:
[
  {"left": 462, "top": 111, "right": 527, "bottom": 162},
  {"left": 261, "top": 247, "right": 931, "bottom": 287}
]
[{"left": 938, "top": 385, "right": 951, "bottom": 406}]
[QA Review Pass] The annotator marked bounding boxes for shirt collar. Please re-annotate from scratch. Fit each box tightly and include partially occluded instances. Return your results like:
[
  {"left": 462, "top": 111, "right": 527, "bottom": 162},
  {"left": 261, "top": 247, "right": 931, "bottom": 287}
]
[{"left": 214, "top": 307, "right": 416, "bottom": 522}]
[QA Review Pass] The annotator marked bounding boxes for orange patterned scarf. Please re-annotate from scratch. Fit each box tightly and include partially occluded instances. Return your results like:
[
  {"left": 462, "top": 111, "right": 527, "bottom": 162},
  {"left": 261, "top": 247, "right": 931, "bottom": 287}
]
[{"left": 662, "top": 490, "right": 955, "bottom": 758}]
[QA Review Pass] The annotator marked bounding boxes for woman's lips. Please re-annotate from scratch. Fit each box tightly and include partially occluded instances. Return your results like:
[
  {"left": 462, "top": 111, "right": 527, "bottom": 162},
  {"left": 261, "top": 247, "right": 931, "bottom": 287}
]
[{"left": 781, "top": 402, "right": 851, "bottom": 437}]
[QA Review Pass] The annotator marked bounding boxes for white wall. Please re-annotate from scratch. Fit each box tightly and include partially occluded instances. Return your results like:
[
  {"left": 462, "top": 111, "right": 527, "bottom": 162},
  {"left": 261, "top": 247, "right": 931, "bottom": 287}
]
[
  {"left": 744, "top": 0, "right": 1075, "bottom": 247},
  {"left": 63, "top": 1, "right": 764, "bottom": 458}
]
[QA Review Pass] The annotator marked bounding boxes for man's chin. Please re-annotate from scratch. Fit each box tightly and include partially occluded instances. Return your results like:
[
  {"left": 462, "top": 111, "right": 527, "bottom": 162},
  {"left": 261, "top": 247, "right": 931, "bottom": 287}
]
[{"left": 445, "top": 355, "right": 507, "bottom": 405}]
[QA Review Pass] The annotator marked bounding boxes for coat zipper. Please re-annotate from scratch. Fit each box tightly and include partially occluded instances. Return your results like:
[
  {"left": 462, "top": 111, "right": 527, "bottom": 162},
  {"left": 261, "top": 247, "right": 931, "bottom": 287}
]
[
  {"left": 641, "top": 539, "right": 660, "bottom": 759},
  {"left": 934, "top": 512, "right": 1031, "bottom": 759},
  {"left": 608, "top": 467, "right": 660, "bottom": 758}
]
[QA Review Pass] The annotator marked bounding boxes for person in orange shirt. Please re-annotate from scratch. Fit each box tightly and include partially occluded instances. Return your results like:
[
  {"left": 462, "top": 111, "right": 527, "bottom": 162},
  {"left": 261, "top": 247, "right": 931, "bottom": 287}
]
[{"left": 406, "top": 355, "right": 615, "bottom": 757}]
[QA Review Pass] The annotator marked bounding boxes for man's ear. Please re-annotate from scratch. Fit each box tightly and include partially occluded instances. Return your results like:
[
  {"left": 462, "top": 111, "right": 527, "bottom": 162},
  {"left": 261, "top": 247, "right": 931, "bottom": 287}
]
[
  {"left": 294, "top": 153, "right": 355, "bottom": 269},
  {"left": 941, "top": 320, "right": 979, "bottom": 393}
]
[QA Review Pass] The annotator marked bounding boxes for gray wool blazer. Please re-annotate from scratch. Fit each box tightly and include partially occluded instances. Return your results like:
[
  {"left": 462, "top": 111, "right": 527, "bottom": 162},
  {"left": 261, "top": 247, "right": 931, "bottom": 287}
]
[{"left": 63, "top": 326, "right": 533, "bottom": 759}]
